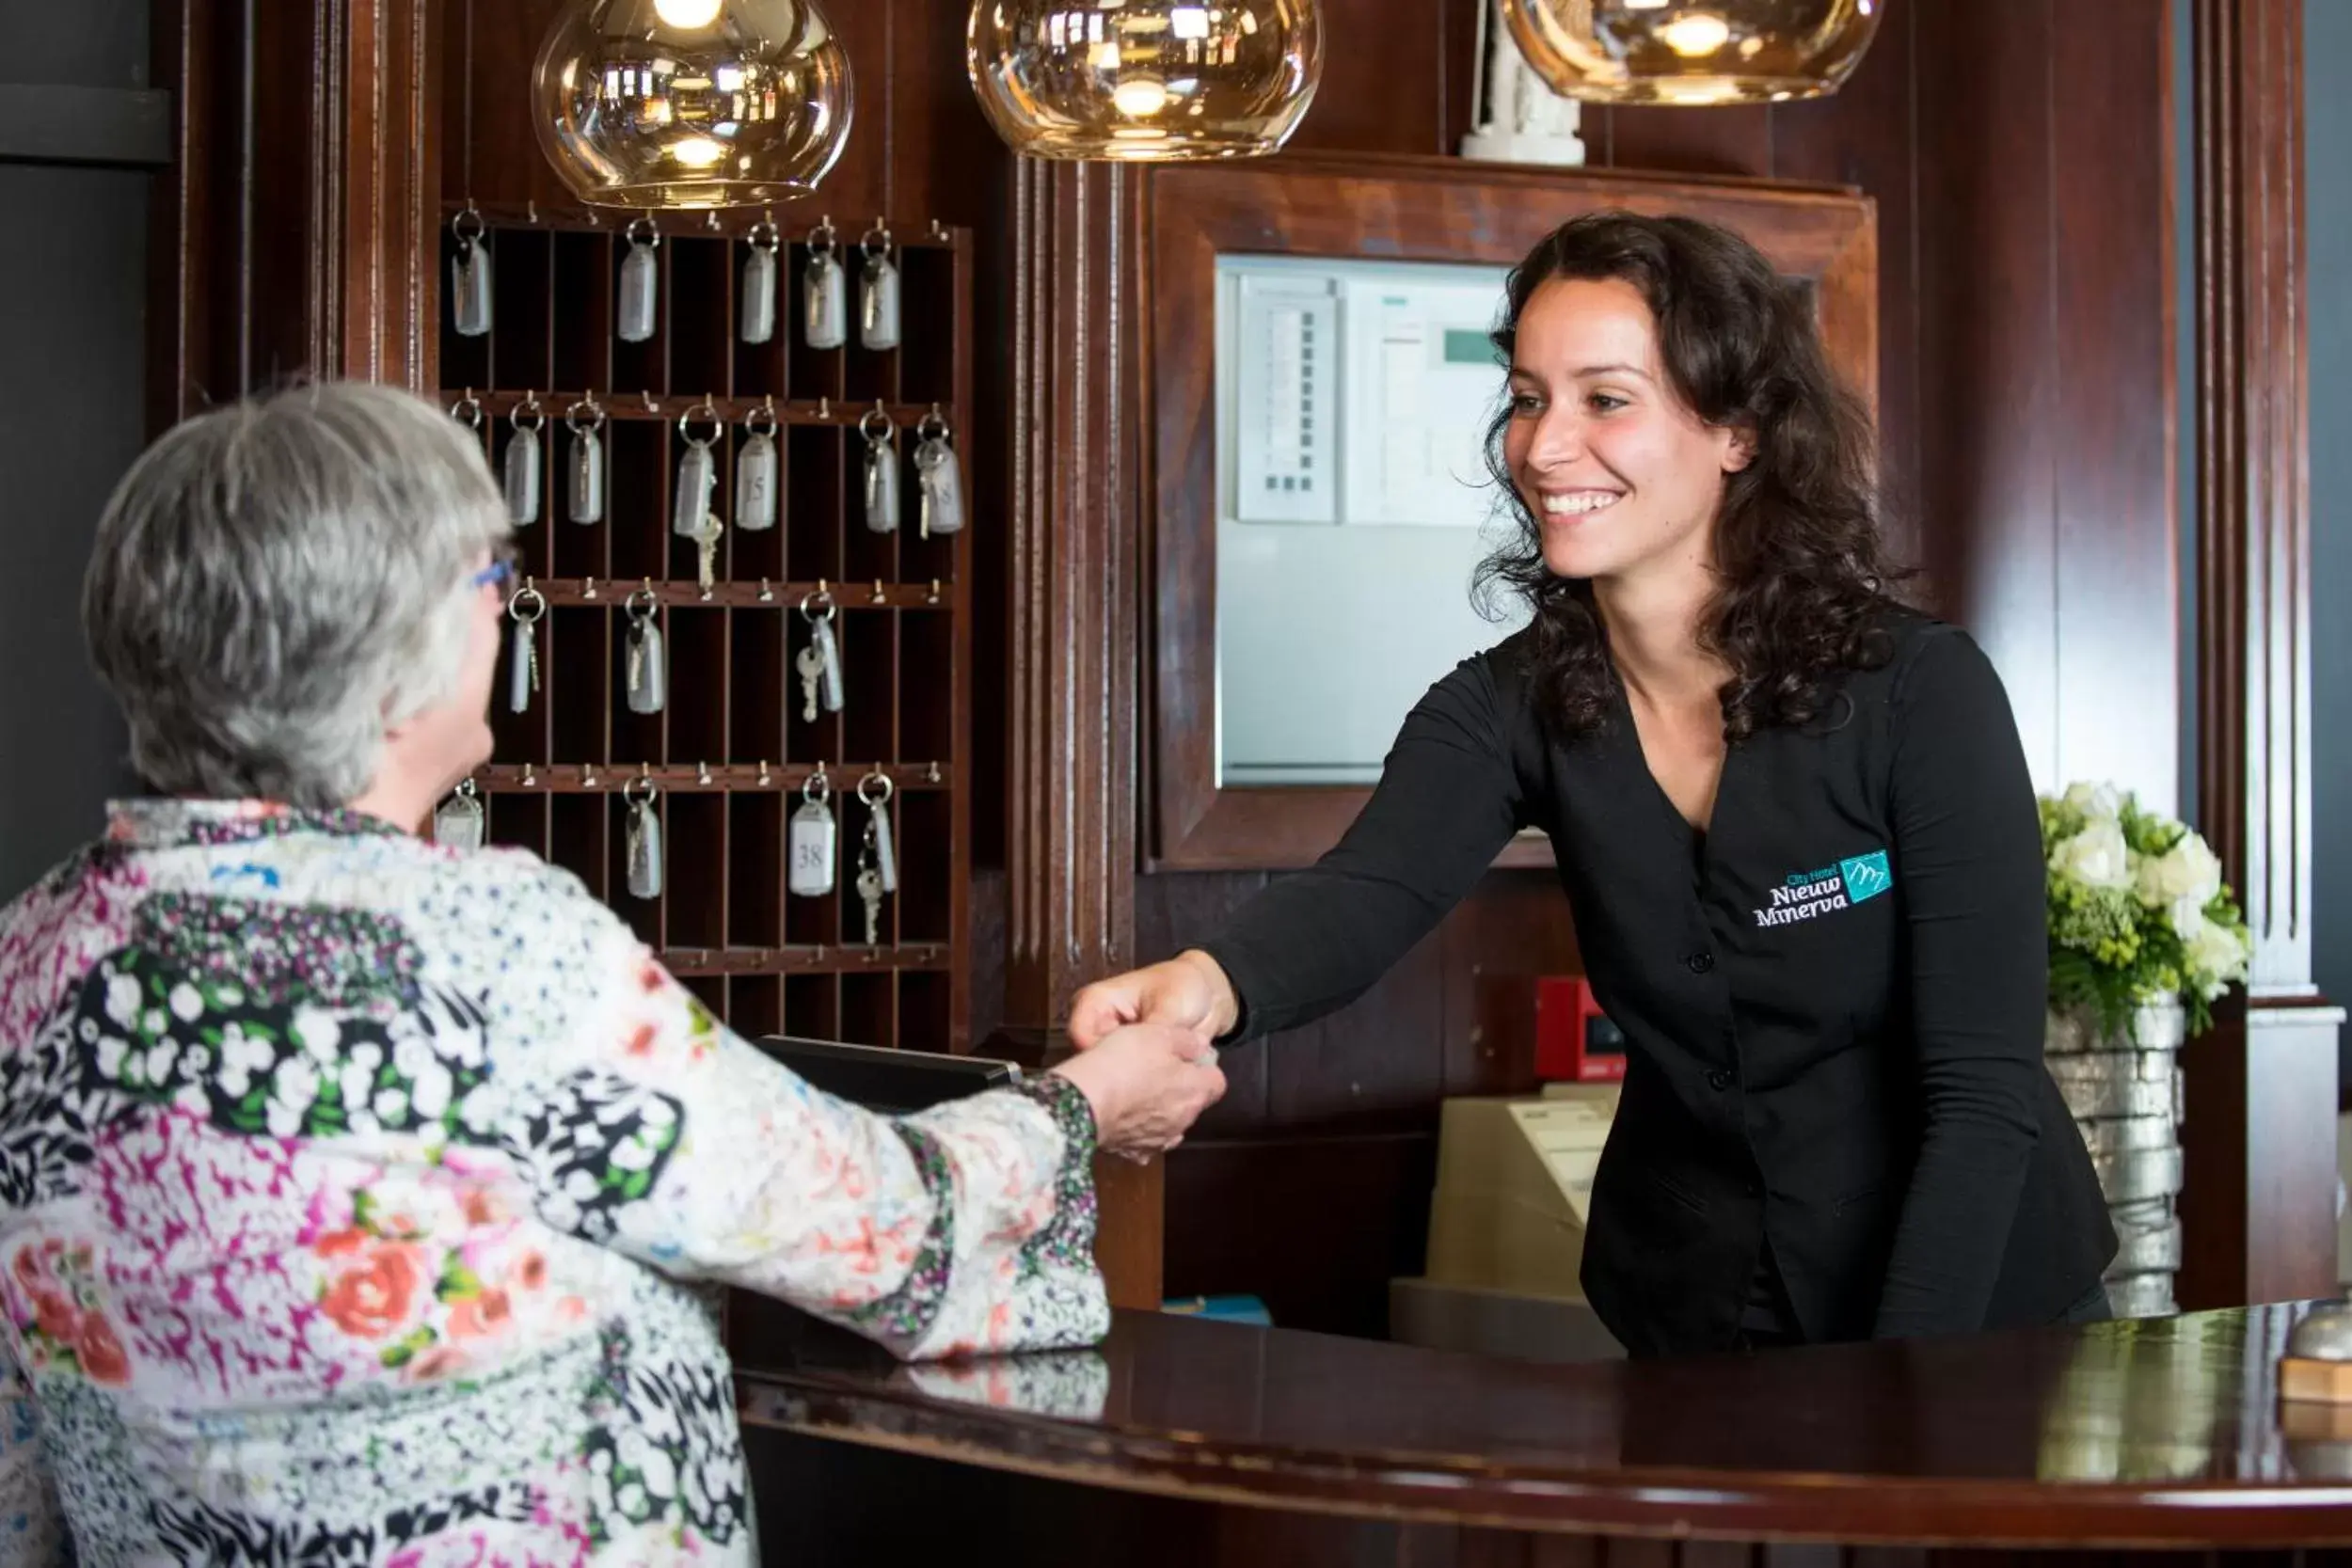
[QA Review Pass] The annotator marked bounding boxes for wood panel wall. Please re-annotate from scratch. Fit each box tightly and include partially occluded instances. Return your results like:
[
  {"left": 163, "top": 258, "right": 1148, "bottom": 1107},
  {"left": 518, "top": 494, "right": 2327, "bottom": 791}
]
[{"left": 415, "top": 0, "right": 2180, "bottom": 1338}]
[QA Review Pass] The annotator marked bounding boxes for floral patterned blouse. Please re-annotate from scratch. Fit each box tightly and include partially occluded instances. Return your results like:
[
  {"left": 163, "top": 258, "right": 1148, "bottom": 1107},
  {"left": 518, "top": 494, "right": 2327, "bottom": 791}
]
[{"left": 0, "top": 800, "right": 1107, "bottom": 1566}]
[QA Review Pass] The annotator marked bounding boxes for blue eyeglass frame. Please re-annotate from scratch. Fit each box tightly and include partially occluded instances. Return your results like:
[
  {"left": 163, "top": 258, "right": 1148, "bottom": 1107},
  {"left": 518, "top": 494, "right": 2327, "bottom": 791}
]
[{"left": 469, "top": 557, "right": 517, "bottom": 594}]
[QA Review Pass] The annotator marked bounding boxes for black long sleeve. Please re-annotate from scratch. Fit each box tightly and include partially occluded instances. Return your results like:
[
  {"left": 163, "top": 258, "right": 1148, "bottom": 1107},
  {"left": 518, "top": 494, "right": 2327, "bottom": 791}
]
[
  {"left": 1868, "top": 630, "right": 2050, "bottom": 1338},
  {"left": 1186, "top": 613, "right": 2107, "bottom": 1354},
  {"left": 1200, "top": 651, "right": 1526, "bottom": 1042}
]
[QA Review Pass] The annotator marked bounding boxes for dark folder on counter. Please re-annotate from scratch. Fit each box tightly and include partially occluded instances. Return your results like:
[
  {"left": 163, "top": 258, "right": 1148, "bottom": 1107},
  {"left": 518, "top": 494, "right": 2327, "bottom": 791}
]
[{"left": 758, "top": 1035, "right": 1020, "bottom": 1114}]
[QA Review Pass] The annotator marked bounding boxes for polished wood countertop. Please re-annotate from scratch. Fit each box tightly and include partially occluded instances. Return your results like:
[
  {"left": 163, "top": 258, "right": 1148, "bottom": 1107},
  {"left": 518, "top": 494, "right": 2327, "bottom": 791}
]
[{"left": 730, "top": 1295, "right": 2352, "bottom": 1546}]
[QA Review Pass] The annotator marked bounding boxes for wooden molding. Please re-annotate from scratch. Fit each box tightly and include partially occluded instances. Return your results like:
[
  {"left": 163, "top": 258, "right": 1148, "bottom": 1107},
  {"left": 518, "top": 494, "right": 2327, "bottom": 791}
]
[
  {"left": 150, "top": 0, "right": 437, "bottom": 428},
  {"left": 2178, "top": 0, "right": 2343, "bottom": 1312},
  {"left": 1003, "top": 157, "right": 1142, "bottom": 1026},
  {"left": 2194, "top": 0, "right": 2316, "bottom": 998}
]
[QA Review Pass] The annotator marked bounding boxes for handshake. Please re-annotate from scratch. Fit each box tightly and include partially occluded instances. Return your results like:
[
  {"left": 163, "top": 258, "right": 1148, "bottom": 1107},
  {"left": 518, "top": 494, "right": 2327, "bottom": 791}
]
[{"left": 1050, "top": 949, "right": 1241, "bottom": 1162}]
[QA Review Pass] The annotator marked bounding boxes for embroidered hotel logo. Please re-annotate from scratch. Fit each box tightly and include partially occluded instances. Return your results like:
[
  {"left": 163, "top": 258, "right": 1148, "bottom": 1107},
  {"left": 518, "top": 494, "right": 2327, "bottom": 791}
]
[{"left": 1754, "top": 849, "right": 1893, "bottom": 927}]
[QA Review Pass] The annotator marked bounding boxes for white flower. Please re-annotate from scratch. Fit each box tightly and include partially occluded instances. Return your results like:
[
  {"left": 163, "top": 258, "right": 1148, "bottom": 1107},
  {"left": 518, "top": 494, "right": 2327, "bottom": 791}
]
[
  {"left": 2063, "top": 782, "right": 2123, "bottom": 820},
  {"left": 94, "top": 1036, "right": 127, "bottom": 1081},
  {"left": 103, "top": 974, "right": 139, "bottom": 1028},
  {"left": 407, "top": 1061, "right": 452, "bottom": 1122},
  {"left": 292, "top": 1008, "right": 342, "bottom": 1062},
  {"left": 2187, "top": 916, "right": 2251, "bottom": 991},
  {"left": 341, "top": 1063, "right": 373, "bottom": 1117},
  {"left": 174, "top": 1084, "right": 210, "bottom": 1117},
  {"left": 373, "top": 1087, "right": 410, "bottom": 1123},
  {"left": 213, "top": 984, "right": 243, "bottom": 1008},
  {"left": 610, "top": 1136, "right": 657, "bottom": 1173},
  {"left": 271, "top": 1054, "right": 320, "bottom": 1116},
  {"left": 393, "top": 1036, "right": 437, "bottom": 1082},
  {"left": 140, "top": 1009, "right": 167, "bottom": 1037},
  {"left": 2169, "top": 893, "right": 2205, "bottom": 943},
  {"left": 564, "top": 1170, "right": 600, "bottom": 1203},
  {"left": 2051, "top": 819, "right": 2133, "bottom": 892},
  {"left": 349, "top": 1042, "right": 382, "bottom": 1074},
  {"left": 167, "top": 984, "right": 203, "bottom": 1023},
  {"left": 218, "top": 1026, "right": 276, "bottom": 1099},
  {"left": 2137, "top": 832, "right": 2224, "bottom": 910},
  {"left": 458, "top": 1082, "right": 503, "bottom": 1133},
  {"left": 144, "top": 1042, "right": 178, "bottom": 1084},
  {"left": 265, "top": 1099, "right": 302, "bottom": 1138},
  {"left": 636, "top": 1446, "right": 677, "bottom": 1499},
  {"left": 181, "top": 1044, "right": 212, "bottom": 1074}
]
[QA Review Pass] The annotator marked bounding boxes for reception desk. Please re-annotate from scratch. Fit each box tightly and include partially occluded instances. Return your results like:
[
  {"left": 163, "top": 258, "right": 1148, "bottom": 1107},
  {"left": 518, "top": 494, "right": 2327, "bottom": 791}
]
[{"left": 730, "top": 1293, "right": 2352, "bottom": 1564}]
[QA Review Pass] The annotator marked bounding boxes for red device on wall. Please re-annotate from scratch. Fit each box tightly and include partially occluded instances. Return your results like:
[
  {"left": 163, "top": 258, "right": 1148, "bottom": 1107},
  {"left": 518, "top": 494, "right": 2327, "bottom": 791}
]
[{"left": 1533, "top": 976, "right": 1626, "bottom": 1083}]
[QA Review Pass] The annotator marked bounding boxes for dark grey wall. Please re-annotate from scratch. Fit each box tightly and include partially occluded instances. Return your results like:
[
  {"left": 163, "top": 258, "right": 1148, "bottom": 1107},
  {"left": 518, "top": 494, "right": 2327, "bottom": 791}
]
[
  {"left": 0, "top": 1, "right": 149, "bottom": 897},
  {"left": 2313, "top": 1, "right": 2352, "bottom": 1058}
]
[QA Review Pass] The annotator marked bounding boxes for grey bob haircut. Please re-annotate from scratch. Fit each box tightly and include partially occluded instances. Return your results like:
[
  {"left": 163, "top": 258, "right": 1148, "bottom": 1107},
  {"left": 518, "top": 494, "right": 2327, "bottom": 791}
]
[{"left": 81, "top": 381, "right": 512, "bottom": 809}]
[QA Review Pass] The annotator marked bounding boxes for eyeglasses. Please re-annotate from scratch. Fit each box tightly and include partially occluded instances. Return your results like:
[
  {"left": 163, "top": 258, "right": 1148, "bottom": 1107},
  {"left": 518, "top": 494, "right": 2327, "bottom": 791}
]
[{"left": 469, "top": 544, "right": 523, "bottom": 603}]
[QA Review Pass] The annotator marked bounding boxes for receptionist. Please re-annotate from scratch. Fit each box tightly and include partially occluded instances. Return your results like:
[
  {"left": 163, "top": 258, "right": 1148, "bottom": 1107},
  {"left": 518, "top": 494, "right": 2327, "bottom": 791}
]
[{"left": 1069, "top": 212, "right": 2118, "bottom": 1358}]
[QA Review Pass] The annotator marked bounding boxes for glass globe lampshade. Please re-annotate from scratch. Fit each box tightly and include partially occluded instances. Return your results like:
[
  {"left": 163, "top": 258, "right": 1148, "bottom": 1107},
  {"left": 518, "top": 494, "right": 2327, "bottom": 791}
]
[
  {"left": 1501, "top": 0, "right": 1883, "bottom": 106},
  {"left": 532, "top": 0, "right": 852, "bottom": 209},
  {"left": 966, "top": 0, "right": 1323, "bottom": 162}
]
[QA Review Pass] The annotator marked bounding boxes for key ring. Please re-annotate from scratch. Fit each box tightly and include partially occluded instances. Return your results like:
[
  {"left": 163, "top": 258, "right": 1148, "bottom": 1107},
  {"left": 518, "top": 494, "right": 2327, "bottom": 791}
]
[
  {"left": 449, "top": 391, "right": 484, "bottom": 430},
  {"left": 566, "top": 394, "right": 605, "bottom": 435},
  {"left": 451, "top": 205, "right": 487, "bottom": 245},
  {"left": 677, "top": 399, "right": 723, "bottom": 449},
  {"left": 510, "top": 393, "right": 546, "bottom": 435},
  {"left": 917, "top": 406, "right": 952, "bottom": 445},
  {"left": 744, "top": 401, "right": 780, "bottom": 439},
  {"left": 861, "top": 221, "right": 893, "bottom": 261},
  {"left": 748, "top": 214, "right": 781, "bottom": 255},
  {"left": 622, "top": 775, "right": 658, "bottom": 810},
  {"left": 857, "top": 770, "right": 894, "bottom": 808},
  {"left": 799, "top": 587, "right": 836, "bottom": 623},
  {"left": 808, "top": 216, "right": 838, "bottom": 259},
  {"left": 625, "top": 585, "right": 659, "bottom": 625},
  {"left": 859, "top": 405, "right": 895, "bottom": 447},
  {"left": 803, "top": 764, "right": 832, "bottom": 807},
  {"left": 626, "top": 216, "right": 660, "bottom": 250},
  {"left": 508, "top": 580, "right": 546, "bottom": 624}
]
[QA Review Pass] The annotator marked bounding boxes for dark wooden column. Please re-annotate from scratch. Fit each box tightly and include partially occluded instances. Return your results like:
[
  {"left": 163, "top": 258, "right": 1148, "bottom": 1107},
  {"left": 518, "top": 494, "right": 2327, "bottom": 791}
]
[
  {"left": 2178, "top": 0, "right": 2347, "bottom": 1310},
  {"left": 150, "top": 0, "right": 438, "bottom": 426},
  {"left": 1001, "top": 156, "right": 1161, "bottom": 1307}
]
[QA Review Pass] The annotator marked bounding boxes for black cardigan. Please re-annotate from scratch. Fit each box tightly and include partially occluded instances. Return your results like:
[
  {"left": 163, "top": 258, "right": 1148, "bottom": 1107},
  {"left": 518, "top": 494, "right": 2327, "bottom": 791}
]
[{"left": 1200, "top": 610, "right": 2117, "bottom": 1357}]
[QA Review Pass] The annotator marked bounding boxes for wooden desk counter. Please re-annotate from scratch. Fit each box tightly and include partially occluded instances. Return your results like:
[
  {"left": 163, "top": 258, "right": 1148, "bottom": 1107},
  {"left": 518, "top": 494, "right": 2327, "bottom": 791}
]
[{"left": 730, "top": 1295, "right": 2352, "bottom": 1563}]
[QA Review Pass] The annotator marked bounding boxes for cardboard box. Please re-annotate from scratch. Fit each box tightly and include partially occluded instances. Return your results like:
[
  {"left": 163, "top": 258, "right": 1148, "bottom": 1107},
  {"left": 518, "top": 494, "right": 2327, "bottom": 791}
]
[{"left": 1423, "top": 1085, "right": 1621, "bottom": 1301}]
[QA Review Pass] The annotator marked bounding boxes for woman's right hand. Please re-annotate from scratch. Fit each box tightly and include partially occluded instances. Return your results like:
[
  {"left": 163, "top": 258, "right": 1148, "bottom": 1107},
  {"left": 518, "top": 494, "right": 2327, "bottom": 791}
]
[
  {"left": 1050, "top": 1022, "right": 1227, "bottom": 1159},
  {"left": 1067, "top": 950, "right": 1239, "bottom": 1051}
]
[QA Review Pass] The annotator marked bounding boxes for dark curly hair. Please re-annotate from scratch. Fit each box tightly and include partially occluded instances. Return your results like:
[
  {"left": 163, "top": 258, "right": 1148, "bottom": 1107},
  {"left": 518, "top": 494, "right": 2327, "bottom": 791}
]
[{"left": 1474, "top": 210, "right": 1906, "bottom": 742}]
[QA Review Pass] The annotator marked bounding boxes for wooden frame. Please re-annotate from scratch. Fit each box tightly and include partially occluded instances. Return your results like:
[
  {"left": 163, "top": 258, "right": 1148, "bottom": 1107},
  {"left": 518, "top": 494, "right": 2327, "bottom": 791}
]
[
  {"left": 2177, "top": 0, "right": 2346, "bottom": 1311},
  {"left": 150, "top": 0, "right": 437, "bottom": 424},
  {"left": 1142, "top": 151, "right": 1878, "bottom": 871}
]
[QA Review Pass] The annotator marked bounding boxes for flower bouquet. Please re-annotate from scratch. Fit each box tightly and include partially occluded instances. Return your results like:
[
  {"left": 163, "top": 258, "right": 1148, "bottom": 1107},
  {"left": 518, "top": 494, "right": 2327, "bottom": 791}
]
[{"left": 2039, "top": 782, "right": 2252, "bottom": 1037}]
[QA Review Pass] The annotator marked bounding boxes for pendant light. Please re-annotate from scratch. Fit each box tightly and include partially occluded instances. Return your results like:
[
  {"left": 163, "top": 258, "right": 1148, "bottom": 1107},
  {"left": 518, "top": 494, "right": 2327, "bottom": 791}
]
[
  {"left": 1501, "top": 0, "right": 1883, "bottom": 107},
  {"left": 966, "top": 0, "right": 1324, "bottom": 162},
  {"left": 532, "top": 0, "right": 852, "bottom": 209}
]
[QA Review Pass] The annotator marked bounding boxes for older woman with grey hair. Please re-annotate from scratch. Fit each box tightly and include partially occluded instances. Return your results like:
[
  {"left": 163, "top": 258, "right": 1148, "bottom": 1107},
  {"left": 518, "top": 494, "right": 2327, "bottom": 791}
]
[{"left": 0, "top": 380, "right": 1224, "bottom": 1565}]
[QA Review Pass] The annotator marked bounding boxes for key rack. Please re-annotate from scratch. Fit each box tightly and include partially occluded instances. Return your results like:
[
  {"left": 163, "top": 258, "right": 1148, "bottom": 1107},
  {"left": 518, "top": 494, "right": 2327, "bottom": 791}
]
[{"left": 435, "top": 201, "right": 974, "bottom": 1053}]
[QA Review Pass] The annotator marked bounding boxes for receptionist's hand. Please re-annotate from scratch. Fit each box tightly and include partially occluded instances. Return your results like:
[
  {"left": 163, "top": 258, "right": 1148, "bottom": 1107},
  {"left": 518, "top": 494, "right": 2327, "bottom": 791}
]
[
  {"left": 1050, "top": 1022, "right": 1226, "bottom": 1158},
  {"left": 1067, "top": 950, "right": 1239, "bottom": 1051}
]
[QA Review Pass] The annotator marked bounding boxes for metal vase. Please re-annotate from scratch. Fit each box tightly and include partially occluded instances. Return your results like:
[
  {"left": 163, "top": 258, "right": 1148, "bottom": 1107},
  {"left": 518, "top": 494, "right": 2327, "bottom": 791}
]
[{"left": 2046, "top": 1000, "right": 2187, "bottom": 1319}]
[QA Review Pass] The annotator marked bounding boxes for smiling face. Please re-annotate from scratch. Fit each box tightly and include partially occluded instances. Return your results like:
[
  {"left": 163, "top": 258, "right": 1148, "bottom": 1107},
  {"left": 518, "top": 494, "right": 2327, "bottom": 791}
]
[{"left": 1500, "top": 276, "right": 1752, "bottom": 589}]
